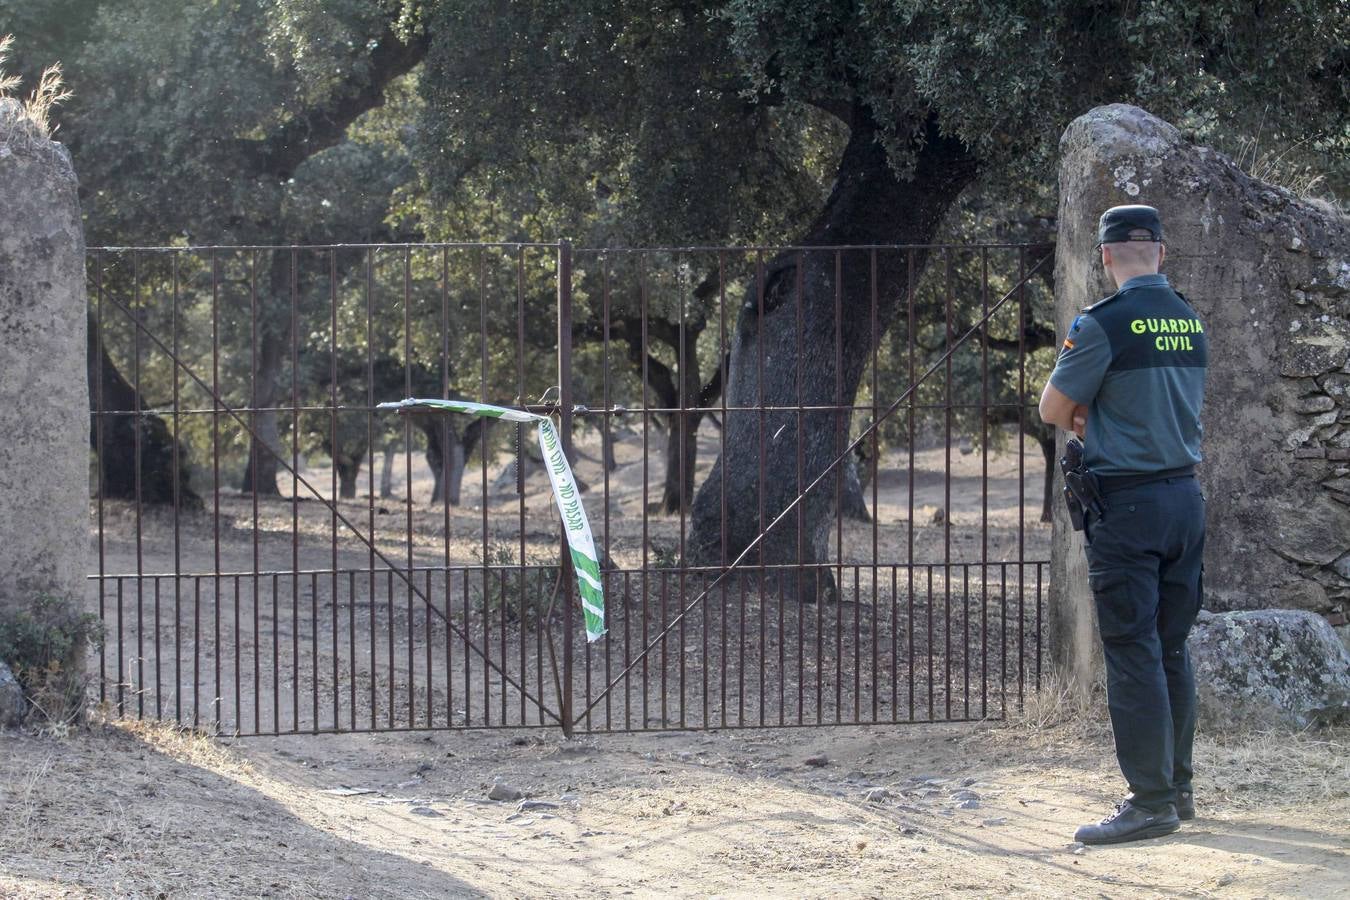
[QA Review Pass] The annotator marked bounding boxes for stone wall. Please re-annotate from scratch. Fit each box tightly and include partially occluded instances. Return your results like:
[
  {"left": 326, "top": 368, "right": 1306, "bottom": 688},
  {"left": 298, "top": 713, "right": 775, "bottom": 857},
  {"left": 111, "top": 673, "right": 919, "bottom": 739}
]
[
  {"left": 0, "top": 99, "right": 89, "bottom": 645},
  {"left": 1050, "top": 104, "right": 1350, "bottom": 684}
]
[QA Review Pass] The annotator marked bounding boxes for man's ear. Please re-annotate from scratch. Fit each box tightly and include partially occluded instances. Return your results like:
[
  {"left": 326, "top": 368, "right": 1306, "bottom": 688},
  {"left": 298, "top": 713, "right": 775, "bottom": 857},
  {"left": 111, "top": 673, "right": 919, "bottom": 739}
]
[
  {"left": 1158, "top": 243, "right": 1167, "bottom": 268},
  {"left": 1101, "top": 245, "right": 1112, "bottom": 269}
]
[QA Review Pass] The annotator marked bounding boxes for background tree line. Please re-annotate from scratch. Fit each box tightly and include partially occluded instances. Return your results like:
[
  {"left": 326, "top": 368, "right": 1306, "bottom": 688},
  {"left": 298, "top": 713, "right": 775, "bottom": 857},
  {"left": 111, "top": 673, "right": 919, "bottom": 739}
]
[{"left": 4, "top": 0, "right": 1345, "bottom": 571}]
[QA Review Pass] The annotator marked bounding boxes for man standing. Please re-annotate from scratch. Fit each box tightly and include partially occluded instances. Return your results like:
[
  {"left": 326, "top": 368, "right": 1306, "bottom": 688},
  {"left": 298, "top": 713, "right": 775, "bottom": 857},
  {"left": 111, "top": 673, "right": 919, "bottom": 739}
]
[{"left": 1039, "top": 205, "right": 1209, "bottom": 845}]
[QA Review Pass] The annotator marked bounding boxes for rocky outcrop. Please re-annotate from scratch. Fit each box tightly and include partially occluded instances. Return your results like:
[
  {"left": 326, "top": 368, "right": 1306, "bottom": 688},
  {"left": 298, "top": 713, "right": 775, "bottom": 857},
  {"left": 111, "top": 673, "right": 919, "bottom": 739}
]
[
  {"left": 1051, "top": 105, "right": 1350, "bottom": 685},
  {"left": 0, "top": 99, "right": 89, "bottom": 684},
  {"left": 1190, "top": 609, "right": 1350, "bottom": 731}
]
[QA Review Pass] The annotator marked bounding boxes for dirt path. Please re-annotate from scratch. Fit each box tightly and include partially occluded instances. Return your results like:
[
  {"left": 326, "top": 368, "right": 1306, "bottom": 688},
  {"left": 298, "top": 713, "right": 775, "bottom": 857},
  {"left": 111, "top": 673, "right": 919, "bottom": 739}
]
[{"left": 2, "top": 715, "right": 1346, "bottom": 899}]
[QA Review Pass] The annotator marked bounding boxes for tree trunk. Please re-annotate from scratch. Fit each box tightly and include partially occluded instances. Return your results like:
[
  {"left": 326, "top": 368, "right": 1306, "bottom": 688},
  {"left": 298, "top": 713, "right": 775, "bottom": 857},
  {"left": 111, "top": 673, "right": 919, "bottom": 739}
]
[
  {"left": 688, "top": 109, "right": 977, "bottom": 595},
  {"left": 1038, "top": 427, "right": 1056, "bottom": 524},
  {"left": 656, "top": 328, "right": 705, "bottom": 515},
  {"left": 240, "top": 260, "right": 290, "bottom": 496},
  {"left": 840, "top": 453, "right": 871, "bottom": 522},
  {"left": 336, "top": 455, "right": 361, "bottom": 499},
  {"left": 87, "top": 313, "right": 199, "bottom": 506},
  {"left": 421, "top": 415, "right": 487, "bottom": 505},
  {"left": 380, "top": 439, "right": 397, "bottom": 499},
  {"left": 602, "top": 425, "right": 618, "bottom": 472}
]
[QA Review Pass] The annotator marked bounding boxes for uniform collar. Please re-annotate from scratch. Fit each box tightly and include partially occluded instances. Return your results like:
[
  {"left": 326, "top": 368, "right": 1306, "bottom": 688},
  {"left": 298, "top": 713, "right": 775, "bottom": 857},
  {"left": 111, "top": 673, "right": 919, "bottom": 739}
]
[{"left": 1119, "top": 273, "right": 1169, "bottom": 291}]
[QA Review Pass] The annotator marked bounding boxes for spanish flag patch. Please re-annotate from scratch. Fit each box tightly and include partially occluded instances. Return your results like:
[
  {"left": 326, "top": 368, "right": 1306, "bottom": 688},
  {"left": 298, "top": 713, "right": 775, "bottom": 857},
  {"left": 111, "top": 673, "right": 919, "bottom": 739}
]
[{"left": 1063, "top": 338, "right": 1075, "bottom": 350}]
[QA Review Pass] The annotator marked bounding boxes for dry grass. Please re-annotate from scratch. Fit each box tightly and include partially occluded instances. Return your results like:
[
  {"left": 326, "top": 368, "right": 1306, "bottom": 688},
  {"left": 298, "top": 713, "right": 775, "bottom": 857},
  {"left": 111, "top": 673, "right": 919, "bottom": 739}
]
[{"left": 0, "top": 34, "right": 72, "bottom": 143}]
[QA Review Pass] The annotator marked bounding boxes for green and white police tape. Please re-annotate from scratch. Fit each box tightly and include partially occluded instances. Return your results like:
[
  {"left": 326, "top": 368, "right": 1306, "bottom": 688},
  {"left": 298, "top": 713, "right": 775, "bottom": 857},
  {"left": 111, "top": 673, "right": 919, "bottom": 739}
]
[{"left": 376, "top": 398, "right": 605, "bottom": 643}]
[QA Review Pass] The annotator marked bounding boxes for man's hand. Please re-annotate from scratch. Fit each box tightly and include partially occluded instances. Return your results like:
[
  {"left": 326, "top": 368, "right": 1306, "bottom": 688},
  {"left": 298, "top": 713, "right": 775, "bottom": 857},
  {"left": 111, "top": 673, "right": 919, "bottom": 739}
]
[{"left": 1072, "top": 405, "right": 1088, "bottom": 439}]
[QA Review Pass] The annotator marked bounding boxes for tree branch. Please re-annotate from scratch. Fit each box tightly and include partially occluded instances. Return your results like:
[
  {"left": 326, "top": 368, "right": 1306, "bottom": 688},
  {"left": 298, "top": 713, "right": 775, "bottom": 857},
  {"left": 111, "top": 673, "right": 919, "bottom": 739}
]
[{"left": 236, "top": 27, "right": 429, "bottom": 180}]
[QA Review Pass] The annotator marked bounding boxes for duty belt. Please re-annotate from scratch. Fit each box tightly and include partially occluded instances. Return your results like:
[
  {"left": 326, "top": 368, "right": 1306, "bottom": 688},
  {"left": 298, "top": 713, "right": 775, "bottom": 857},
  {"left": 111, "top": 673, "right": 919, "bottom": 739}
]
[{"left": 1097, "top": 466, "right": 1196, "bottom": 494}]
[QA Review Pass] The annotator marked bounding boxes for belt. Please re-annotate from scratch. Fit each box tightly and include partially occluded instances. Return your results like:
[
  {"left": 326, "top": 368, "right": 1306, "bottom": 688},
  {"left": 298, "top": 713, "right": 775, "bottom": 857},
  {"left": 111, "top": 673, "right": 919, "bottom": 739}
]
[{"left": 1098, "top": 466, "right": 1196, "bottom": 494}]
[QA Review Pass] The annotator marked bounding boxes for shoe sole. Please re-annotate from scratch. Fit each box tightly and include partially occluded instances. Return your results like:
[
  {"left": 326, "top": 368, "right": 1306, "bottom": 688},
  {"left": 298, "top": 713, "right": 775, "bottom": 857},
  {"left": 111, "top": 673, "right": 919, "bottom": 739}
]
[
  {"left": 1080, "top": 820, "right": 1181, "bottom": 846},
  {"left": 1178, "top": 810, "right": 1194, "bottom": 821}
]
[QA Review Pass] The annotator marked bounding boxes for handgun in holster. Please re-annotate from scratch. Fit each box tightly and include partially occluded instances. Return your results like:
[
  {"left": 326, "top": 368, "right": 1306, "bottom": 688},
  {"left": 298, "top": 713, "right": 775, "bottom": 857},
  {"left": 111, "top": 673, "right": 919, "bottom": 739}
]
[{"left": 1059, "top": 438, "right": 1108, "bottom": 532}]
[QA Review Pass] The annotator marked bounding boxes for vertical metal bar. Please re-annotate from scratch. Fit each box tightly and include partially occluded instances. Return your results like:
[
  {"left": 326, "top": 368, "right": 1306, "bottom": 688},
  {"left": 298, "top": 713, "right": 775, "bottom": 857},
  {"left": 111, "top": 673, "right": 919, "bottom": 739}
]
[
  {"left": 364, "top": 248, "right": 376, "bottom": 729},
  {"left": 192, "top": 578, "right": 200, "bottom": 728},
  {"left": 311, "top": 570, "right": 319, "bottom": 731},
  {"left": 328, "top": 249, "right": 341, "bottom": 731},
  {"left": 794, "top": 250, "right": 805, "bottom": 725},
  {"left": 640, "top": 252, "right": 650, "bottom": 729},
  {"left": 1018, "top": 248, "right": 1029, "bottom": 705},
  {"left": 443, "top": 247, "right": 453, "bottom": 727},
  {"left": 677, "top": 255, "right": 687, "bottom": 730},
  {"left": 95, "top": 252, "right": 107, "bottom": 708},
  {"left": 558, "top": 240, "right": 575, "bottom": 736},
  {"left": 132, "top": 253, "right": 144, "bottom": 720},
  {"left": 890, "top": 566, "right": 898, "bottom": 721},
  {"left": 291, "top": 249, "right": 301, "bottom": 732},
  {"left": 233, "top": 574, "right": 241, "bottom": 732},
  {"left": 1001, "top": 563, "right": 1008, "bottom": 718},
  {"left": 927, "top": 564, "right": 934, "bottom": 721},
  {"left": 462, "top": 567, "right": 471, "bottom": 726},
  {"left": 755, "top": 250, "right": 766, "bottom": 728},
  {"left": 479, "top": 248, "right": 490, "bottom": 727},
  {"left": 426, "top": 568, "right": 434, "bottom": 727},
  {"left": 170, "top": 253, "right": 181, "bottom": 724},
  {"left": 211, "top": 250, "right": 221, "bottom": 729},
  {"left": 601, "top": 255, "right": 613, "bottom": 730},
  {"left": 404, "top": 248, "right": 415, "bottom": 729},
  {"left": 274, "top": 572, "right": 281, "bottom": 732},
  {"left": 906, "top": 249, "right": 916, "bottom": 721},
  {"left": 870, "top": 249, "right": 879, "bottom": 723},
  {"left": 944, "top": 250, "right": 953, "bottom": 721},
  {"left": 250, "top": 250, "right": 261, "bottom": 735},
  {"left": 981, "top": 261, "right": 992, "bottom": 718},
  {"left": 833, "top": 250, "right": 843, "bottom": 724},
  {"left": 518, "top": 247, "right": 529, "bottom": 726},
  {"left": 853, "top": 565, "right": 861, "bottom": 722},
  {"left": 348, "top": 563, "right": 356, "bottom": 731},
  {"left": 719, "top": 252, "right": 729, "bottom": 729}
]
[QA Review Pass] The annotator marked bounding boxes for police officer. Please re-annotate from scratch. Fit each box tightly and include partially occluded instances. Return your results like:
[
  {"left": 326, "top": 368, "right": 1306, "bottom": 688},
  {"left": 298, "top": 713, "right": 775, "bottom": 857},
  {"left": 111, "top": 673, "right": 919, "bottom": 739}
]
[{"left": 1039, "top": 205, "right": 1208, "bottom": 845}]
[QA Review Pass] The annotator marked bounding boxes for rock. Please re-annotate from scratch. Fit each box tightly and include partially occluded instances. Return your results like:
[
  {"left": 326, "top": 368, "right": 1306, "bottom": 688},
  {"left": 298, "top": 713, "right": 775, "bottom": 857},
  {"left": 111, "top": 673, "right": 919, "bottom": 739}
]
[
  {"left": 803, "top": 754, "right": 829, "bottom": 768},
  {"left": 1281, "top": 320, "right": 1350, "bottom": 378},
  {"left": 863, "top": 787, "right": 893, "bottom": 803},
  {"left": 488, "top": 782, "right": 524, "bottom": 802},
  {"left": 983, "top": 818, "right": 1009, "bottom": 827},
  {"left": 1298, "top": 394, "right": 1338, "bottom": 414},
  {"left": 1276, "top": 579, "right": 1331, "bottom": 613},
  {"left": 1050, "top": 102, "right": 1350, "bottom": 692},
  {"left": 517, "top": 799, "right": 559, "bottom": 811},
  {"left": 957, "top": 799, "right": 981, "bottom": 810},
  {"left": 1189, "top": 609, "right": 1350, "bottom": 730},
  {"left": 0, "top": 99, "right": 91, "bottom": 672},
  {"left": 409, "top": 806, "right": 443, "bottom": 818},
  {"left": 0, "top": 660, "right": 24, "bottom": 727},
  {"left": 949, "top": 789, "right": 981, "bottom": 802}
]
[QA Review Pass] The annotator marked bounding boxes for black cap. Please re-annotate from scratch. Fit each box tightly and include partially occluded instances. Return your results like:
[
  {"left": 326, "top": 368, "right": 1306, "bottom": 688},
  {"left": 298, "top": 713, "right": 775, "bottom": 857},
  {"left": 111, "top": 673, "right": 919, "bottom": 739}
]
[{"left": 1096, "top": 205, "right": 1163, "bottom": 246}]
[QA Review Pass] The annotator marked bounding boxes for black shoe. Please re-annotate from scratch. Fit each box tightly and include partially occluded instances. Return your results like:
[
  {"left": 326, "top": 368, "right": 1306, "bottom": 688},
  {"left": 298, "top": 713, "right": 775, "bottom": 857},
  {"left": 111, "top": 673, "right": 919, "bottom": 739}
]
[
  {"left": 1175, "top": 789, "right": 1194, "bottom": 821},
  {"left": 1074, "top": 800, "right": 1180, "bottom": 845}
]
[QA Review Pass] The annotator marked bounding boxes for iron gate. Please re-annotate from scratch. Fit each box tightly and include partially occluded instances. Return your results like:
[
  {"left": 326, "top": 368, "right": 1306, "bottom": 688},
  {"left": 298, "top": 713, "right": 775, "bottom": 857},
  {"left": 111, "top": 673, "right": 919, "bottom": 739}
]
[{"left": 87, "top": 241, "right": 1054, "bottom": 736}]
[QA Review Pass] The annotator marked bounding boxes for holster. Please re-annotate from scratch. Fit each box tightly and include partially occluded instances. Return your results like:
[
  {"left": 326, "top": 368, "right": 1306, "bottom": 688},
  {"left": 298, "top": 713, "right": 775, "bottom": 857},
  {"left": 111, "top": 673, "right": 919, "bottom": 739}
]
[{"left": 1059, "top": 439, "right": 1108, "bottom": 530}]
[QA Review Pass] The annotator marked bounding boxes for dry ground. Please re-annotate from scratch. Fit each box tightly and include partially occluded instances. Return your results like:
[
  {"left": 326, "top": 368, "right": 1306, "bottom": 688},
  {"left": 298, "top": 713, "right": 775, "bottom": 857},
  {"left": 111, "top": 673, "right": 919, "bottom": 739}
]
[{"left": 0, "top": 708, "right": 1346, "bottom": 899}]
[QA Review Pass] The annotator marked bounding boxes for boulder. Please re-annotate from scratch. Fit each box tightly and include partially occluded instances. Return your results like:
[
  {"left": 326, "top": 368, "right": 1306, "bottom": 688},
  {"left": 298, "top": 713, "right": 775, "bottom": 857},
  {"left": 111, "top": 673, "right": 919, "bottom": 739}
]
[
  {"left": 0, "top": 659, "right": 24, "bottom": 728},
  {"left": 1189, "top": 609, "right": 1350, "bottom": 731}
]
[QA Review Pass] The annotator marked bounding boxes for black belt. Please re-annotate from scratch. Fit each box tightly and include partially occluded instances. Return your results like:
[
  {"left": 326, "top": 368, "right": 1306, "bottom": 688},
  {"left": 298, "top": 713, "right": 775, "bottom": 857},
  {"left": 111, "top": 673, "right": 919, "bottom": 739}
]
[{"left": 1098, "top": 466, "right": 1196, "bottom": 494}]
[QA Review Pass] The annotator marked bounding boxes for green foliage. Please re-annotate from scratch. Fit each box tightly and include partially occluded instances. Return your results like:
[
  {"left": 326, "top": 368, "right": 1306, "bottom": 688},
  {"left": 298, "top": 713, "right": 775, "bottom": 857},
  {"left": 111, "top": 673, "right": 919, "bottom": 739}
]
[
  {"left": 0, "top": 596, "right": 104, "bottom": 728},
  {"left": 471, "top": 542, "right": 558, "bottom": 626}
]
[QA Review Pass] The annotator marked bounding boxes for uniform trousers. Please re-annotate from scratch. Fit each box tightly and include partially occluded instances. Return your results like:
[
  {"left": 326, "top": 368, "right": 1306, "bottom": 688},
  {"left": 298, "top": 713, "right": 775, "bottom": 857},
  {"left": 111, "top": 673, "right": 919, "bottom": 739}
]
[{"left": 1084, "top": 474, "right": 1205, "bottom": 812}]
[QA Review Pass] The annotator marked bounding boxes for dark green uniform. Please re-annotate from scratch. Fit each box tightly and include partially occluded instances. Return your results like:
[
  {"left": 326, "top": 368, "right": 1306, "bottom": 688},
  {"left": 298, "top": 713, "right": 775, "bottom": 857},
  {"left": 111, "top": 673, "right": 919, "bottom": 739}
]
[{"left": 1050, "top": 267, "right": 1209, "bottom": 814}]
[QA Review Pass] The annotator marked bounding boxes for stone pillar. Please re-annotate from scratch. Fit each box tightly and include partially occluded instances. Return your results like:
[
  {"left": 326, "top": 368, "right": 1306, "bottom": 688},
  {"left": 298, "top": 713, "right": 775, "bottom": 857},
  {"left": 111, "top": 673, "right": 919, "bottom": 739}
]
[
  {"left": 1050, "top": 104, "right": 1350, "bottom": 691},
  {"left": 0, "top": 99, "right": 89, "bottom": 657}
]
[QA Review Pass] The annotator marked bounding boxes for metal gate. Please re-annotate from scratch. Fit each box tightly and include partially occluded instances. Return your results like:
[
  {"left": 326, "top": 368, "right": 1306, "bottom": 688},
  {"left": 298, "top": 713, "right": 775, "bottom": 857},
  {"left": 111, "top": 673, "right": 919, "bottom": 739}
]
[{"left": 87, "top": 241, "right": 1054, "bottom": 736}]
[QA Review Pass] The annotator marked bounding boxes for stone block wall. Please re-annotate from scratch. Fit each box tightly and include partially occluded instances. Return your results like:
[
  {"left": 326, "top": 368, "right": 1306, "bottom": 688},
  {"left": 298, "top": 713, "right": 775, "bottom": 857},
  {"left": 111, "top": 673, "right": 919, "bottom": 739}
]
[{"left": 1050, "top": 104, "right": 1350, "bottom": 683}]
